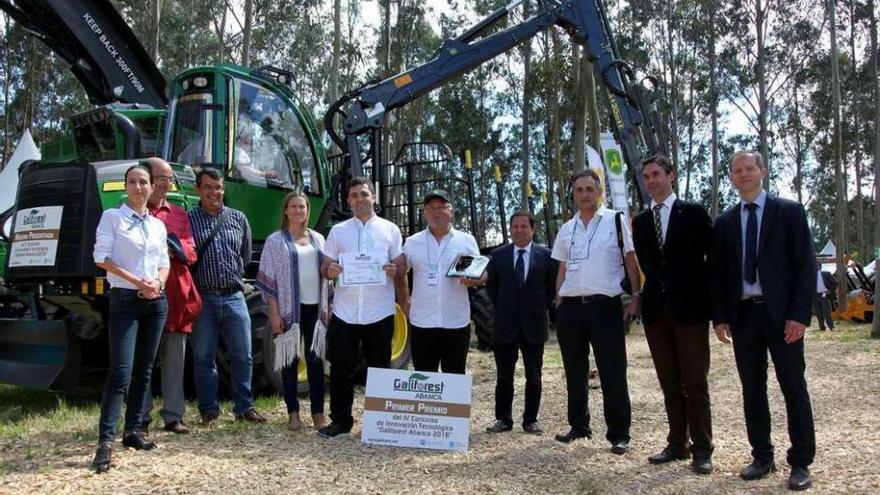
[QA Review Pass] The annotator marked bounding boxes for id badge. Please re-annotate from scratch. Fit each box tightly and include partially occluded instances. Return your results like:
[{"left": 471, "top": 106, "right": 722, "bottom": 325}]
[
  {"left": 427, "top": 271, "right": 440, "bottom": 287},
  {"left": 567, "top": 258, "right": 581, "bottom": 273}
]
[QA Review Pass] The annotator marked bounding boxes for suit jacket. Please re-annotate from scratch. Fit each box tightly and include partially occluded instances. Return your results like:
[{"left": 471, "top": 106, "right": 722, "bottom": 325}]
[
  {"left": 633, "top": 199, "right": 713, "bottom": 326},
  {"left": 486, "top": 243, "right": 557, "bottom": 344},
  {"left": 710, "top": 195, "right": 816, "bottom": 328}
]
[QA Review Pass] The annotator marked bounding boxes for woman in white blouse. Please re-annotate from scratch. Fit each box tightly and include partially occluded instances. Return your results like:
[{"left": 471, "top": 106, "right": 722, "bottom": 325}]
[
  {"left": 256, "top": 191, "right": 328, "bottom": 431},
  {"left": 91, "top": 164, "right": 169, "bottom": 473}
]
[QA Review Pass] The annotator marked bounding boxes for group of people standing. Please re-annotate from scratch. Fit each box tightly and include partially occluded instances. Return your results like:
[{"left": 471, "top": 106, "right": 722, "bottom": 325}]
[
  {"left": 88, "top": 150, "right": 817, "bottom": 491},
  {"left": 481, "top": 150, "right": 816, "bottom": 491}
]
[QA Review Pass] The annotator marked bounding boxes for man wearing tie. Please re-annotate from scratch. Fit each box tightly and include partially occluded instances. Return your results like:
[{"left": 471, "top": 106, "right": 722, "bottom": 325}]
[
  {"left": 632, "top": 155, "right": 714, "bottom": 474},
  {"left": 711, "top": 151, "right": 816, "bottom": 491},
  {"left": 485, "top": 212, "right": 557, "bottom": 435}
]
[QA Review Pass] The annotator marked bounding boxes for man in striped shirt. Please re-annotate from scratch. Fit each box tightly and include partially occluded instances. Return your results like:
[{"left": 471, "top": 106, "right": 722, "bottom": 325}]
[{"left": 188, "top": 168, "right": 266, "bottom": 425}]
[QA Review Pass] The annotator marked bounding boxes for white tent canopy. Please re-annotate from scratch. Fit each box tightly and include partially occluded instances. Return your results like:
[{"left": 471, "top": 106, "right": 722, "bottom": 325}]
[
  {"left": 0, "top": 129, "right": 40, "bottom": 214},
  {"left": 818, "top": 240, "right": 835, "bottom": 257}
]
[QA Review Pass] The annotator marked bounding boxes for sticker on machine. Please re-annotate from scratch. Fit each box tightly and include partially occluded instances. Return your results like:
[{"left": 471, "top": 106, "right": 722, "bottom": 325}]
[{"left": 8, "top": 206, "right": 64, "bottom": 267}]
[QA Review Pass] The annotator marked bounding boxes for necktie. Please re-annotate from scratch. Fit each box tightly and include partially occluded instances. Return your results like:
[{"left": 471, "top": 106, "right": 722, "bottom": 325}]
[
  {"left": 744, "top": 203, "right": 758, "bottom": 284},
  {"left": 652, "top": 204, "right": 664, "bottom": 253},
  {"left": 515, "top": 249, "right": 526, "bottom": 287}
]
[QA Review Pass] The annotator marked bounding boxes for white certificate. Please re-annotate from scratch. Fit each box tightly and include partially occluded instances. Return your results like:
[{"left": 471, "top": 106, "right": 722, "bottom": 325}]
[{"left": 340, "top": 251, "right": 387, "bottom": 287}]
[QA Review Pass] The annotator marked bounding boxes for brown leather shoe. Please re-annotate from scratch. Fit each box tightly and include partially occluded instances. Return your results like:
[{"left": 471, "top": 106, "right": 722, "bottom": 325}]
[
  {"left": 235, "top": 408, "right": 267, "bottom": 423},
  {"left": 312, "top": 413, "right": 327, "bottom": 430},
  {"left": 201, "top": 410, "right": 220, "bottom": 426},
  {"left": 163, "top": 420, "right": 191, "bottom": 434},
  {"left": 287, "top": 413, "right": 302, "bottom": 431}
]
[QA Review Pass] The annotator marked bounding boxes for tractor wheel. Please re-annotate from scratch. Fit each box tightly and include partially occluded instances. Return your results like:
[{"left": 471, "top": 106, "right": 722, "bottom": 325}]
[
  {"left": 353, "top": 304, "right": 410, "bottom": 384},
  {"left": 470, "top": 287, "right": 494, "bottom": 351},
  {"left": 246, "top": 290, "right": 282, "bottom": 395}
]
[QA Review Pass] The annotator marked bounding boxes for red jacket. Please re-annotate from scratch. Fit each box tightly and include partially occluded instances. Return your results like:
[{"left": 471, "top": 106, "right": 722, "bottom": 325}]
[{"left": 150, "top": 200, "right": 201, "bottom": 333}]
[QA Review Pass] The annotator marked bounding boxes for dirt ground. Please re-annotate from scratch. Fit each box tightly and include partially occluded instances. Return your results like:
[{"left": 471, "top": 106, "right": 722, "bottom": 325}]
[{"left": 1, "top": 322, "right": 879, "bottom": 494}]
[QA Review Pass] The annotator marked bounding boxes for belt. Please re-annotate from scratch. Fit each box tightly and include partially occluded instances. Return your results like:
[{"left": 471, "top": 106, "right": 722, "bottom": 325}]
[
  {"left": 563, "top": 294, "right": 616, "bottom": 304},
  {"left": 201, "top": 286, "right": 241, "bottom": 296},
  {"left": 110, "top": 287, "right": 139, "bottom": 294},
  {"left": 741, "top": 295, "right": 766, "bottom": 305}
]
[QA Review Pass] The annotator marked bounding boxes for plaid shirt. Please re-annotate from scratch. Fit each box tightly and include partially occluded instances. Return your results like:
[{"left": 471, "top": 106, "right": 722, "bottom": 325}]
[{"left": 188, "top": 204, "right": 252, "bottom": 291}]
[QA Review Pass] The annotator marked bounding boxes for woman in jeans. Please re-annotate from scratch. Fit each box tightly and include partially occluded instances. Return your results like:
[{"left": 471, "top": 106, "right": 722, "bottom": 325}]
[
  {"left": 257, "top": 191, "right": 328, "bottom": 431},
  {"left": 91, "top": 164, "right": 169, "bottom": 473}
]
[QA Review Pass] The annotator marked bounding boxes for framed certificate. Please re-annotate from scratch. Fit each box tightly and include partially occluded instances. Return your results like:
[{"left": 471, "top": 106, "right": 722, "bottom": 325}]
[
  {"left": 339, "top": 251, "right": 387, "bottom": 287},
  {"left": 446, "top": 254, "right": 489, "bottom": 279}
]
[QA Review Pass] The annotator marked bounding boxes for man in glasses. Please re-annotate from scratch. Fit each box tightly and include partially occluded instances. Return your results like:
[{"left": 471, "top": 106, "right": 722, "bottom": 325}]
[
  {"left": 551, "top": 169, "right": 641, "bottom": 454},
  {"left": 400, "top": 190, "right": 482, "bottom": 375}
]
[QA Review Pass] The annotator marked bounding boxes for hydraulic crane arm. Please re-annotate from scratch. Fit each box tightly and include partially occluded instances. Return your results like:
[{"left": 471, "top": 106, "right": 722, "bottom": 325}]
[
  {"left": 326, "top": 0, "right": 670, "bottom": 208},
  {"left": 0, "top": 0, "right": 167, "bottom": 107}
]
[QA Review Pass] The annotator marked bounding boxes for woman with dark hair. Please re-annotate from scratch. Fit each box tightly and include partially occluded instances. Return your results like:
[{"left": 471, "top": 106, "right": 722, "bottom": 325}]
[
  {"left": 256, "top": 191, "right": 329, "bottom": 431},
  {"left": 91, "top": 164, "right": 169, "bottom": 473}
]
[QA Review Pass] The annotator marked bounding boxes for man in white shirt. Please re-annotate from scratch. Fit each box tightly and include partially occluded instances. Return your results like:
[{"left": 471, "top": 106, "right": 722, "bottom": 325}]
[
  {"left": 401, "top": 190, "right": 482, "bottom": 374},
  {"left": 551, "top": 169, "right": 641, "bottom": 454},
  {"left": 319, "top": 176, "right": 406, "bottom": 439}
]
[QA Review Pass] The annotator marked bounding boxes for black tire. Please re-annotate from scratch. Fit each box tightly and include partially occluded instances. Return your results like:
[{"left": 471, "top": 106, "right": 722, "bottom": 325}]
[
  {"left": 353, "top": 305, "right": 411, "bottom": 385},
  {"left": 470, "top": 286, "right": 494, "bottom": 351},
  {"left": 245, "top": 290, "right": 281, "bottom": 395}
]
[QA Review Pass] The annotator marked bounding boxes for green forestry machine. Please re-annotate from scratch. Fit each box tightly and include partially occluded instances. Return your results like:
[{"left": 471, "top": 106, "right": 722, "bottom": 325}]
[{"left": 0, "top": 0, "right": 666, "bottom": 393}]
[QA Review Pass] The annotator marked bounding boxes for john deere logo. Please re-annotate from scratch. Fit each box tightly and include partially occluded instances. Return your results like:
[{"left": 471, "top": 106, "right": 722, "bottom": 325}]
[
  {"left": 605, "top": 149, "right": 623, "bottom": 175},
  {"left": 393, "top": 373, "right": 445, "bottom": 394}
]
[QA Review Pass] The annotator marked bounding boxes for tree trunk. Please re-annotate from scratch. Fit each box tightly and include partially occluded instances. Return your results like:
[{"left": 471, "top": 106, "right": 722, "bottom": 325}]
[
  {"left": 869, "top": 0, "right": 880, "bottom": 338},
  {"left": 829, "top": 0, "right": 848, "bottom": 311},
  {"left": 573, "top": 45, "right": 586, "bottom": 173},
  {"left": 586, "top": 58, "right": 601, "bottom": 155},
  {"left": 2, "top": 11, "right": 10, "bottom": 167},
  {"left": 708, "top": 0, "right": 720, "bottom": 216},
  {"left": 666, "top": 2, "right": 680, "bottom": 168},
  {"left": 756, "top": 0, "right": 771, "bottom": 189},
  {"left": 151, "top": 0, "right": 161, "bottom": 62},
  {"left": 849, "top": 4, "right": 864, "bottom": 261},
  {"left": 793, "top": 76, "right": 804, "bottom": 204},
  {"left": 241, "top": 0, "right": 254, "bottom": 67},
  {"left": 520, "top": 1, "right": 532, "bottom": 210}
]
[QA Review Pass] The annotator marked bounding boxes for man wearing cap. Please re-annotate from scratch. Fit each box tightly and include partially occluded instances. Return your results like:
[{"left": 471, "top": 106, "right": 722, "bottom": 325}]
[{"left": 401, "top": 190, "right": 482, "bottom": 374}]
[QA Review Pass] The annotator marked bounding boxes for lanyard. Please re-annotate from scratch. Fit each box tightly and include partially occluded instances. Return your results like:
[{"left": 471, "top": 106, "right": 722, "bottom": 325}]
[
  {"left": 426, "top": 231, "right": 453, "bottom": 272},
  {"left": 570, "top": 214, "right": 602, "bottom": 259}
]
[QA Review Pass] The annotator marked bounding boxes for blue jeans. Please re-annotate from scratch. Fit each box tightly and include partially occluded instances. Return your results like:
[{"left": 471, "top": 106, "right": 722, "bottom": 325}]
[
  {"left": 282, "top": 304, "right": 325, "bottom": 414},
  {"left": 192, "top": 291, "right": 255, "bottom": 415},
  {"left": 98, "top": 289, "right": 167, "bottom": 444}
]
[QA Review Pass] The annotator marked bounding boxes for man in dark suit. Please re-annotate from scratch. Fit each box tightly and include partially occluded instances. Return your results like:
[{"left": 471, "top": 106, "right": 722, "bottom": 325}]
[
  {"left": 632, "top": 154, "right": 714, "bottom": 474},
  {"left": 711, "top": 151, "right": 816, "bottom": 491},
  {"left": 814, "top": 270, "right": 836, "bottom": 331},
  {"left": 485, "top": 211, "right": 557, "bottom": 435}
]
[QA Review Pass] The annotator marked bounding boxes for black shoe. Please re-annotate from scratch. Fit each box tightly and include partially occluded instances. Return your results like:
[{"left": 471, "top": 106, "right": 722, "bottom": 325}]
[
  {"left": 554, "top": 427, "right": 591, "bottom": 444},
  {"left": 788, "top": 467, "right": 812, "bottom": 491},
  {"left": 122, "top": 431, "right": 157, "bottom": 451},
  {"left": 485, "top": 420, "right": 513, "bottom": 433},
  {"left": 318, "top": 422, "right": 352, "bottom": 439},
  {"left": 522, "top": 422, "right": 543, "bottom": 435},
  {"left": 163, "top": 420, "right": 191, "bottom": 434},
  {"left": 692, "top": 456, "right": 713, "bottom": 475},
  {"left": 91, "top": 443, "right": 112, "bottom": 474},
  {"left": 740, "top": 459, "right": 776, "bottom": 480},
  {"left": 648, "top": 446, "right": 690, "bottom": 464},
  {"left": 201, "top": 410, "right": 220, "bottom": 426},
  {"left": 610, "top": 440, "right": 629, "bottom": 455},
  {"left": 235, "top": 408, "right": 267, "bottom": 423}
]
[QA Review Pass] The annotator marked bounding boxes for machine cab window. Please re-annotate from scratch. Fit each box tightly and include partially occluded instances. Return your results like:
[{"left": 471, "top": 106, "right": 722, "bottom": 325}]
[
  {"left": 169, "top": 92, "right": 214, "bottom": 168},
  {"left": 232, "top": 81, "right": 319, "bottom": 194}
]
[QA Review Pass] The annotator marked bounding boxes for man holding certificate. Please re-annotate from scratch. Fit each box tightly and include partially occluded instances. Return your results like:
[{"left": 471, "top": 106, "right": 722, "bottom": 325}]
[
  {"left": 401, "top": 190, "right": 482, "bottom": 375},
  {"left": 319, "top": 177, "right": 406, "bottom": 439}
]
